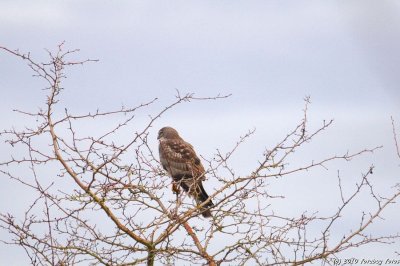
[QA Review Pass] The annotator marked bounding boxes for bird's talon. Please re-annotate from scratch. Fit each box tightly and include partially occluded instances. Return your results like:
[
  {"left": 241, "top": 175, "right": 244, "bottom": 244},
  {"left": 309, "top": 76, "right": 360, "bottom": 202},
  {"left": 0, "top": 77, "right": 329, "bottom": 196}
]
[{"left": 172, "top": 183, "right": 180, "bottom": 195}]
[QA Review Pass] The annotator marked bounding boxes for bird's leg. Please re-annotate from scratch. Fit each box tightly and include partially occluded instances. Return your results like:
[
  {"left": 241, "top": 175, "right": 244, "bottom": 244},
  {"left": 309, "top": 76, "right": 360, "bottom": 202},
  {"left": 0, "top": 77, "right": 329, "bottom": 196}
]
[{"left": 172, "top": 182, "right": 181, "bottom": 195}]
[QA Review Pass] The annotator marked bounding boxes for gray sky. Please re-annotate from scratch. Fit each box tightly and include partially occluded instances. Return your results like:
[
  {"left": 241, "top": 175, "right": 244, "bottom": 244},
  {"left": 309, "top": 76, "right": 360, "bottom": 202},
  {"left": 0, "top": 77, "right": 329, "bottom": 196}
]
[{"left": 1, "top": 1, "right": 400, "bottom": 265}]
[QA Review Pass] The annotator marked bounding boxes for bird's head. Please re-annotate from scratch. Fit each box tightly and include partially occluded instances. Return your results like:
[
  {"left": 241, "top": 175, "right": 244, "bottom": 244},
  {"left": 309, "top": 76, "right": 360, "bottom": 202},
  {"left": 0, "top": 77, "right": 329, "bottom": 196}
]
[{"left": 158, "top": 127, "right": 180, "bottom": 140}]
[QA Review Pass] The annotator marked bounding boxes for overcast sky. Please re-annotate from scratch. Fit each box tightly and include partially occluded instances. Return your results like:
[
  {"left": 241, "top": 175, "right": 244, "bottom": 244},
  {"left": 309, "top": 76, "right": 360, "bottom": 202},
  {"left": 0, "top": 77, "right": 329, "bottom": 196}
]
[{"left": 1, "top": 1, "right": 400, "bottom": 265}]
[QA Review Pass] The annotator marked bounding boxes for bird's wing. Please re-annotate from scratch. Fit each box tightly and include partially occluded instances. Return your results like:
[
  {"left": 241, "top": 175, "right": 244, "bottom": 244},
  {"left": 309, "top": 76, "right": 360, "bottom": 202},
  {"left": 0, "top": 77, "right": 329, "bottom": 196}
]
[{"left": 159, "top": 138, "right": 205, "bottom": 180}]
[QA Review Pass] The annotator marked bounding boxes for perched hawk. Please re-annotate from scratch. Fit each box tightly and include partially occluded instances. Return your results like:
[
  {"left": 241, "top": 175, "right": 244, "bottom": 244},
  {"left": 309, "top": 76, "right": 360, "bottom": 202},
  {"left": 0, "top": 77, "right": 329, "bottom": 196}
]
[{"left": 158, "top": 127, "right": 214, "bottom": 218}]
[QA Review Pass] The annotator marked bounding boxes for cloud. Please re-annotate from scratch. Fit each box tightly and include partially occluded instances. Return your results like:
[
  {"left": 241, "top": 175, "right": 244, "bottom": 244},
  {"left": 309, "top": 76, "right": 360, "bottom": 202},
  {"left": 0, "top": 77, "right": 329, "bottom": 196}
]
[{"left": 0, "top": 1, "right": 70, "bottom": 27}]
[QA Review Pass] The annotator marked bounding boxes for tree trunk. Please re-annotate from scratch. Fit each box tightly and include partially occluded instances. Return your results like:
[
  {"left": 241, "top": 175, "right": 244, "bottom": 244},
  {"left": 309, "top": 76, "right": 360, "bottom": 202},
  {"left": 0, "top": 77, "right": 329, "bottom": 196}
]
[{"left": 147, "top": 249, "right": 155, "bottom": 266}]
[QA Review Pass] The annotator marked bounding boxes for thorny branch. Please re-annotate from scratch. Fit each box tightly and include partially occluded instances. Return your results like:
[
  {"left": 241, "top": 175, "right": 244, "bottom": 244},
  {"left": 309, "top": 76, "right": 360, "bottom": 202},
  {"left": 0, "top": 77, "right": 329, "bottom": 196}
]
[
  {"left": 1, "top": 44, "right": 399, "bottom": 265},
  {"left": 391, "top": 116, "right": 400, "bottom": 161}
]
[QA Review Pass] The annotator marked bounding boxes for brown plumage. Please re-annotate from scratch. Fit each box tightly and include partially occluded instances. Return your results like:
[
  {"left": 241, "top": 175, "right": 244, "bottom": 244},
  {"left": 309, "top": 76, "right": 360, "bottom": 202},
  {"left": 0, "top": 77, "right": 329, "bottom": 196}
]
[{"left": 158, "top": 127, "right": 214, "bottom": 218}]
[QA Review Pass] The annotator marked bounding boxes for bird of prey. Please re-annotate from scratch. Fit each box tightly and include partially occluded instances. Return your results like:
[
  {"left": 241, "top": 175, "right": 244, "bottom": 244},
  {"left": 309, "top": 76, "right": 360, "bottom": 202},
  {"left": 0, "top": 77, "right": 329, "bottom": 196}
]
[{"left": 158, "top": 126, "right": 214, "bottom": 218}]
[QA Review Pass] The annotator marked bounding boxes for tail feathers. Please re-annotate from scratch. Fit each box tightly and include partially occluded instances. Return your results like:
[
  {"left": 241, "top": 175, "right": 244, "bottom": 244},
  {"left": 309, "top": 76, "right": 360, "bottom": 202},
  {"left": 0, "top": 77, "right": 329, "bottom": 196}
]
[
  {"left": 173, "top": 175, "right": 214, "bottom": 218},
  {"left": 200, "top": 205, "right": 213, "bottom": 218},
  {"left": 195, "top": 183, "right": 214, "bottom": 218}
]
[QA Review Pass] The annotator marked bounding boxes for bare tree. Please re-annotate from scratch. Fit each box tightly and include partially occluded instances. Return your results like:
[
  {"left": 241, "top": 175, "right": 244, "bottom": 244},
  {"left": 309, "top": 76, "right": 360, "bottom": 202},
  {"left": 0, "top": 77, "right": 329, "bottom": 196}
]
[{"left": 1, "top": 44, "right": 399, "bottom": 266}]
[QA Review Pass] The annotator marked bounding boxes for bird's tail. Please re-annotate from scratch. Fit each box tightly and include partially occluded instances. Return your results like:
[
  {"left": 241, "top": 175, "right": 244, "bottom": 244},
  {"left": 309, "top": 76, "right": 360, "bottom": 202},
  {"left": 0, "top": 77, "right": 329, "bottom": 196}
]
[{"left": 194, "top": 183, "right": 214, "bottom": 218}]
